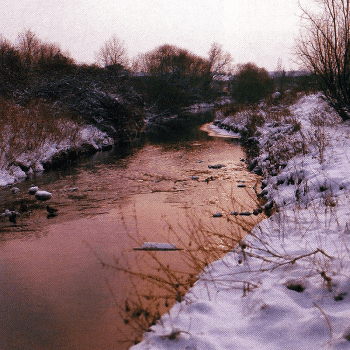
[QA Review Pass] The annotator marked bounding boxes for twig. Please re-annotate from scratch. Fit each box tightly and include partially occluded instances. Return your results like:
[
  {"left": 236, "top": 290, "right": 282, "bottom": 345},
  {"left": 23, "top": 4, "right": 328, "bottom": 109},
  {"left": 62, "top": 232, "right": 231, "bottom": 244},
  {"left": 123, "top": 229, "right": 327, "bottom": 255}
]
[{"left": 313, "top": 302, "right": 333, "bottom": 339}]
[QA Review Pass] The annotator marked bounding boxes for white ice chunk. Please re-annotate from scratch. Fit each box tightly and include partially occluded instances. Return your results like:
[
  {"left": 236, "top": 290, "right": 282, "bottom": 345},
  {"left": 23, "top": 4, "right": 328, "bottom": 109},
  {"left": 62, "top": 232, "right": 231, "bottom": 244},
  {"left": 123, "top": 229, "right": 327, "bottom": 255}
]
[{"left": 139, "top": 242, "right": 178, "bottom": 251}]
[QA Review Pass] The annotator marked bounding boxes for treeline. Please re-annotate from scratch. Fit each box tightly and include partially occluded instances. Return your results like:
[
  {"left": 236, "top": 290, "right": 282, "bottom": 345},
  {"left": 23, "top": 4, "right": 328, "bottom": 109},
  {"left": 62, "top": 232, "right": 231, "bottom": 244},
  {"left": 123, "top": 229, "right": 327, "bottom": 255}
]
[
  {"left": 0, "top": 30, "right": 236, "bottom": 142},
  {"left": 0, "top": 30, "right": 75, "bottom": 94},
  {"left": 0, "top": 30, "right": 318, "bottom": 143},
  {"left": 0, "top": 30, "right": 232, "bottom": 104},
  {"left": 0, "top": 30, "right": 146, "bottom": 143}
]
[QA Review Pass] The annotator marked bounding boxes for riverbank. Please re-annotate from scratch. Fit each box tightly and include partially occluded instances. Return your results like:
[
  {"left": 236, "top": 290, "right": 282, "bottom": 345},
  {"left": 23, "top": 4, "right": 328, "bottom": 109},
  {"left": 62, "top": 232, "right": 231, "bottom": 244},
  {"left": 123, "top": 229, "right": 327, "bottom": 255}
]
[
  {"left": 0, "top": 124, "right": 113, "bottom": 187},
  {"left": 132, "top": 93, "right": 350, "bottom": 349},
  {"left": 0, "top": 102, "right": 217, "bottom": 188}
]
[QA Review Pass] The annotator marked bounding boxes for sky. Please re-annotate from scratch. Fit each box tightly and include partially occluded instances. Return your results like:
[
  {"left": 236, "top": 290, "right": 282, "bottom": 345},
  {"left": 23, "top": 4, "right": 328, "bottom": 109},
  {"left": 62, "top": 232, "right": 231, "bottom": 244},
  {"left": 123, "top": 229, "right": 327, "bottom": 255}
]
[{"left": 1, "top": 0, "right": 306, "bottom": 71}]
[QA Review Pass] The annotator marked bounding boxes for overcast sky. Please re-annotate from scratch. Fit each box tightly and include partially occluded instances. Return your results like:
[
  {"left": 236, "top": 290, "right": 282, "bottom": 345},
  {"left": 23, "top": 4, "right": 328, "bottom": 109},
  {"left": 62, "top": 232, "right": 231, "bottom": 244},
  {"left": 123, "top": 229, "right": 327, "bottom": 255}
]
[{"left": 1, "top": 0, "right": 304, "bottom": 71}]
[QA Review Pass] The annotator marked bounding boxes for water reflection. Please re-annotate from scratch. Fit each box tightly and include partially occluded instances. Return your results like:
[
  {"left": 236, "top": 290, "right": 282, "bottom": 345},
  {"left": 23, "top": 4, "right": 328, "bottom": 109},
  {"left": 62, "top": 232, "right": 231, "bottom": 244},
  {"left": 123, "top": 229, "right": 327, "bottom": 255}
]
[{"left": 0, "top": 124, "right": 260, "bottom": 349}]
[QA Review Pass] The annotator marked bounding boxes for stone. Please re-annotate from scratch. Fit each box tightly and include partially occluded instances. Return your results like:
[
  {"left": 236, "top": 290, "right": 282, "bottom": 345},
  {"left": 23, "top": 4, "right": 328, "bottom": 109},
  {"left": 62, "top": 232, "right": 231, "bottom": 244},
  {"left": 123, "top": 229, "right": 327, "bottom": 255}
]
[
  {"left": 28, "top": 186, "right": 39, "bottom": 195},
  {"left": 11, "top": 187, "right": 20, "bottom": 194},
  {"left": 35, "top": 191, "right": 52, "bottom": 201},
  {"left": 239, "top": 211, "right": 252, "bottom": 216},
  {"left": 208, "top": 164, "right": 225, "bottom": 169}
]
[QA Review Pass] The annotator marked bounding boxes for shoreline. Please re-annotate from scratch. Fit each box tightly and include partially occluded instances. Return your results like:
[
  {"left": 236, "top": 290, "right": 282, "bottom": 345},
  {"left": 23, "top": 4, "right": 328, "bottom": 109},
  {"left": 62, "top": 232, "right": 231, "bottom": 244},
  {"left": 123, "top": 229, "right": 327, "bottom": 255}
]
[
  {"left": 0, "top": 124, "right": 114, "bottom": 188},
  {"left": 200, "top": 122, "right": 241, "bottom": 138},
  {"left": 132, "top": 93, "right": 350, "bottom": 349}
]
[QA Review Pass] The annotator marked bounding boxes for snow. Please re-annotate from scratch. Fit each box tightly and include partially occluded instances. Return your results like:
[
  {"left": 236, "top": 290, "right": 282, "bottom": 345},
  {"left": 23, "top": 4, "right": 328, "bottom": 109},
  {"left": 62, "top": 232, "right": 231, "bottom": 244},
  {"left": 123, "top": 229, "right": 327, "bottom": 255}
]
[
  {"left": 136, "top": 243, "right": 179, "bottom": 251},
  {"left": 201, "top": 123, "right": 241, "bottom": 138},
  {"left": 0, "top": 124, "right": 113, "bottom": 188},
  {"left": 132, "top": 94, "right": 350, "bottom": 349},
  {"left": 28, "top": 186, "right": 39, "bottom": 195}
]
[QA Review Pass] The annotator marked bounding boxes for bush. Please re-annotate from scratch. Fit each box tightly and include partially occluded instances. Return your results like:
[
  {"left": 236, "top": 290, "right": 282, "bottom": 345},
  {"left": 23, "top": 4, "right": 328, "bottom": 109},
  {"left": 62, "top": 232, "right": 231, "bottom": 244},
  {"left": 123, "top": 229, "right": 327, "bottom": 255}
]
[{"left": 230, "top": 63, "right": 275, "bottom": 105}]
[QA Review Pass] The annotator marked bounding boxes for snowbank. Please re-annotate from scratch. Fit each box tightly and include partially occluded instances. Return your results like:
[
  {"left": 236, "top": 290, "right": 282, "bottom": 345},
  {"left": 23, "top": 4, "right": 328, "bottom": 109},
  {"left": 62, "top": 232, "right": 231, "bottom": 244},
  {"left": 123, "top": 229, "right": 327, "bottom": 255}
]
[
  {"left": 0, "top": 124, "right": 113, "bottom": 187},
  {"left": 132, "top": 94, "right": 350, "bottom": 349}
]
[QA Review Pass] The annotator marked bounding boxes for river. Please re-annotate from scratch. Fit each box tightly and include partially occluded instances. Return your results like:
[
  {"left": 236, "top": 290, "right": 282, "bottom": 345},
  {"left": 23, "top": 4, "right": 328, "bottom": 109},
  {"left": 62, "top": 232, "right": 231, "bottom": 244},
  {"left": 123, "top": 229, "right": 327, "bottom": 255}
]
[{"left": 0, "top": 121, "right": 261, "bottom": 349}]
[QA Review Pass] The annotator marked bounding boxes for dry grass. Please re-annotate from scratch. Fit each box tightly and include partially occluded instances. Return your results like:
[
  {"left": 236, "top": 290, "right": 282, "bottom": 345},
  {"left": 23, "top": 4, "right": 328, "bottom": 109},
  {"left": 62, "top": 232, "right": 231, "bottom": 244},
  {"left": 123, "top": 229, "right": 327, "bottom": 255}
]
[{"left": 0, "top": 98, "right": 82, "bottom": 169}]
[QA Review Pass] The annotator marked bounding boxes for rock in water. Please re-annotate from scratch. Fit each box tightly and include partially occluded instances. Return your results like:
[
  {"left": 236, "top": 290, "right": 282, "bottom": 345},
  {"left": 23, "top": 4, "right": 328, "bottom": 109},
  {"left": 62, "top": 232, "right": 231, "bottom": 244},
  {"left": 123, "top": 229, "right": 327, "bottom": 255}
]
[
  {"left": 46, "top": 205, "right": 58, "bottom": 214},
  {"left": 19, "top": 201, "right": 28, "bottom": 213},
  {"left": 11, "top": 187, "right": 20, "bottom": 194},
  {"left": 205, "top": 176, "right": 214, "bottom": 184},
  {"left": 2, "top": 210, "right": 19, "bottom": 223},
  {"left": 35, "top": 191, "right": 52, "bottom": 201},
  {"left": 9, "top": 212, "right": 19, "bottom": 224},
  {"left": 2, "top": 209, "right": 12, "bottom": 217},
  {"left": 208, "top": 164, "right": 225, "bottom": 169},
  {"left": 28, "top": 186, "right": 39, "bottom": 195},
  {"left": 239, "top": 211, "right": 252, "bottom": 216}
]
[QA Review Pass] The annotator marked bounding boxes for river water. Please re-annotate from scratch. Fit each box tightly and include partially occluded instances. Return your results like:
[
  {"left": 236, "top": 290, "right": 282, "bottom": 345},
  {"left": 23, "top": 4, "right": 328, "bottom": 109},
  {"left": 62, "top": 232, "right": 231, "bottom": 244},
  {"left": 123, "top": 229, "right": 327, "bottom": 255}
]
[{"left": 0, "top": 122, "right": 260, "bottom": 349}]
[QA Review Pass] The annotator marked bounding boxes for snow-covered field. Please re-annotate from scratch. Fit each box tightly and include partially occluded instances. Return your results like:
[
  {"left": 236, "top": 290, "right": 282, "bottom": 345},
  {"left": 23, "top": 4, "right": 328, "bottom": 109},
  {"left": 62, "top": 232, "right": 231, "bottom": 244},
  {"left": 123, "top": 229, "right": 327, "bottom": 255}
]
[
  {"left": 132, "top": 94, "right": 350, "bottom": 349},
  {"left": 0, "top": 124, "right": 113, "bottom": 187}
]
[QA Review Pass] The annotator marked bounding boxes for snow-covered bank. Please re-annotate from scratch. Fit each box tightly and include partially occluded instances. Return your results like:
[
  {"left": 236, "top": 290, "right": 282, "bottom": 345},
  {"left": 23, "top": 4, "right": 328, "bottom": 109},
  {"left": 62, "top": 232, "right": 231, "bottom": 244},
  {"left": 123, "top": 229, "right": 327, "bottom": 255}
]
[
  {"left": 200, "top": 123, "right": 240, "bottom": 138},
  {"left": 0, "top": 124, "right": 113, "bottom": 187},
  {"left": 132, "top": 94, "right": 350, "bottom": 349}
]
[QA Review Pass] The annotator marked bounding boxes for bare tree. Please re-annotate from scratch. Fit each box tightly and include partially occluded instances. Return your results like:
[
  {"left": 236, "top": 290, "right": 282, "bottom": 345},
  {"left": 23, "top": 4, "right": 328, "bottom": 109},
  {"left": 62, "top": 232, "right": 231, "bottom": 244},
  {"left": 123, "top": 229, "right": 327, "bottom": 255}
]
[
  {"left": 16, "top": 29, "right": 74, "bottom": 73},
  {"left": 208, "top": 42, "right": 233, "bottom": 78},
  {"left": 17, "top": 29, "right": 41, "bottom": 66},
  {"left": 96, "top": 36, "right": 128, "bottom": 68},
  {"left": 132, "top": 44, "right": 209, "bottom": 81},
  {"left": 296, "top": 0, "right": 350, "bottom": 120},
  {"left": 131, "top": 44, "right": 211, "bottom": 110}
]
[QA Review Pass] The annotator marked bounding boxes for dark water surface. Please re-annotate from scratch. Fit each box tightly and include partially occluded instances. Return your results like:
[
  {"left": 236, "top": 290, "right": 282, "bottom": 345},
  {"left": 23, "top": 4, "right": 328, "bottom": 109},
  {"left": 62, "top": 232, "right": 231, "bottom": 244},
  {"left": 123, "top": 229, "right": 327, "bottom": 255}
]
[{"left": 0, "top": 123, "right": 259, "bottom": 349}]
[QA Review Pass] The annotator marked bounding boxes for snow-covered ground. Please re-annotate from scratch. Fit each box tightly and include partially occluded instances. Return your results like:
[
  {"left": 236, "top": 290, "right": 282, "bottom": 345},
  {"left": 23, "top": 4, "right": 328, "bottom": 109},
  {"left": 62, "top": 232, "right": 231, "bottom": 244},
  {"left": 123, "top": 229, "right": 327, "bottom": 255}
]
[
  {"left": 0, "top": 124, "right": 113, "bottom": 187},
  {"left": 132, "top": 94, "right": 350, "bottom": 349}
]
